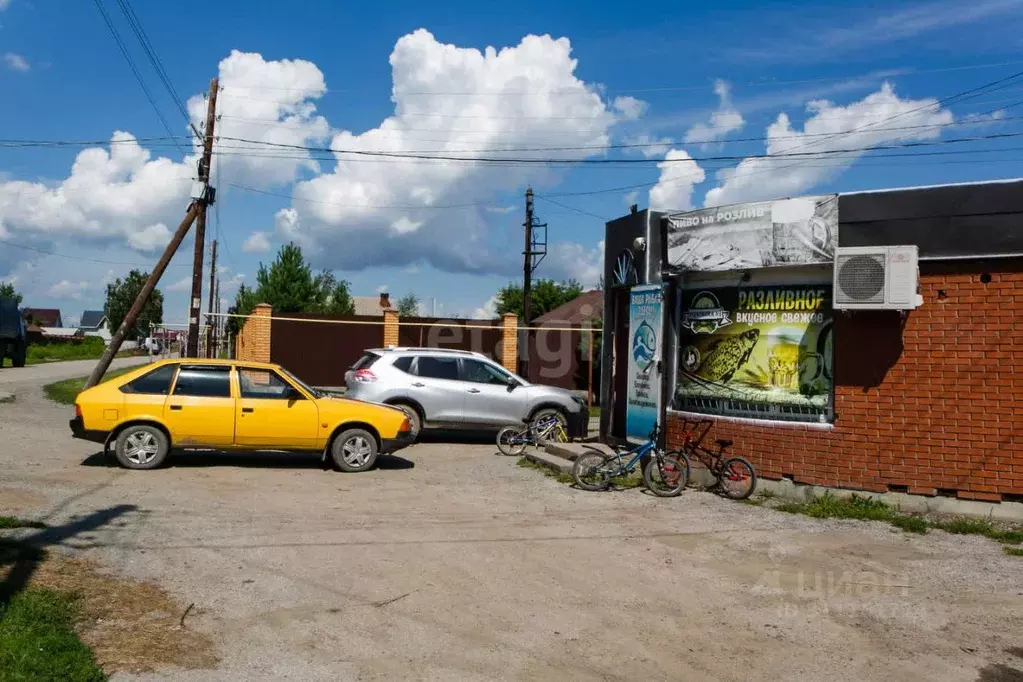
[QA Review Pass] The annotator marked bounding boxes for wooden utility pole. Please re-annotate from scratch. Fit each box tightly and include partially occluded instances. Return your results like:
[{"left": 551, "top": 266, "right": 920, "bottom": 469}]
[
  {"left": 84, "top": 204, "right": 200, "bottom": 389},
  {"left": 205, "top": 239, "right": 217, "bottom": 357},
  {"left": 213, "top": 277, "right": 221, "bottom": 357},
  {"left": 84, "top": 77, "right": 218, "bottom": 389},
  {"left": 520, "top": 187, "right": 547, "bottom": 377},
  {"left": 186, "top": 78, "right": 219, "bottom": 357}
]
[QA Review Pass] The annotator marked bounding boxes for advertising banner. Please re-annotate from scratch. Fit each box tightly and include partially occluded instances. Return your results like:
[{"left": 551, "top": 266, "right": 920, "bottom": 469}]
[
  {"left": 626, "top": 285, "right": 663, "bottom": 440},
  {"left": 675, "top": 285, "right": 833, "bottom": 422},
  {"left": 666, "top": 195, "right": 838, "bottom": 272}
]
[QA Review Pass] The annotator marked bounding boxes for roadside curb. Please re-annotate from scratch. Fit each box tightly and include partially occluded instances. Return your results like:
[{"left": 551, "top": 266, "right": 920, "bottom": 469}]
[
  {"left": 544, "top": 441, "right": 610, "bottom": 462},
  {"left": 523, "top": 449, "right": 573, "bottom": 475}
]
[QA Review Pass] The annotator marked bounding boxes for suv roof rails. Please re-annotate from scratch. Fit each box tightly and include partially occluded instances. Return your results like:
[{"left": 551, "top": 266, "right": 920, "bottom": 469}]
[{"left": 367, "top": 346, "right": 487, "bottom": 358}]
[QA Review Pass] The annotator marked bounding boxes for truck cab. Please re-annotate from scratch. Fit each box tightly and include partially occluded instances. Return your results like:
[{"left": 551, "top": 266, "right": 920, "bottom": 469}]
[{"left": 0, "top": 297, "right": 28, "bottom": 367}]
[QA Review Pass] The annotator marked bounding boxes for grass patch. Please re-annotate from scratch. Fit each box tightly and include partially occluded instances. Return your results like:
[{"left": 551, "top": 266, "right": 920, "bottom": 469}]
[
  {"left": 0, "top": 516, "right": 46, "bottom": 530},
  {"left": 765, "top": 493, "right": 1023, "bottom": 547},
  {"left": 42, "top": 367, "right": 137, "bottom": 406},
  {"left": 588, "top": 405, "right": 601, "bottom": 418},
  {"left": 0, "top": 587, "right": 106, "bottom": 681},
  {"left": 1004, "top": 546, "right": 1023, "bottom": 557}
]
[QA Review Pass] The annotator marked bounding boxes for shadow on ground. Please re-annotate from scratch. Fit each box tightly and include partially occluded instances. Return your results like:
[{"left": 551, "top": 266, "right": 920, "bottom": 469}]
[{"left": 80, "top": 451, "right": 415, "bottom": 471}]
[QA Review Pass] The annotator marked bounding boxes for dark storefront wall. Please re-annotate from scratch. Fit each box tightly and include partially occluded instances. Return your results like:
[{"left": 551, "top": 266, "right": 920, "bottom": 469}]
[{"left": 665, "top": 260, "right": 1023, "bottom": 502}]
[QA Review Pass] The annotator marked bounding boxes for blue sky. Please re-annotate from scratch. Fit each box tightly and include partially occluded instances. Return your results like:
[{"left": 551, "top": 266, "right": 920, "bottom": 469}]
[{"left": 3, "top": 0, "right": 1023, "bottom": 324}]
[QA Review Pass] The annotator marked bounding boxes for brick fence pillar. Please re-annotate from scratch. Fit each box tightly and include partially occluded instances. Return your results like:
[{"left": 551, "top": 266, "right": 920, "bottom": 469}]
[
  {"left": 383, "top": 309, "right": 399, "bottom": 347},
  {"left": 238, "top": 303, "right": 272, "bottom": 363},
  {"left": 501, "top": 313, "right": 518, "bottom": 371}
]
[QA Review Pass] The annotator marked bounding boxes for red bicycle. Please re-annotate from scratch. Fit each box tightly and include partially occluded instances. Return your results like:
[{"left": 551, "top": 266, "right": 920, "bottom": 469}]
[{"left": 680, "top": 431, "right": 757, "bottom": 500}]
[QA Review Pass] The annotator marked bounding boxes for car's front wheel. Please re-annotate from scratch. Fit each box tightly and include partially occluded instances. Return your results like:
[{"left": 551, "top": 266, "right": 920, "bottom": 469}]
[
  {"left": 331, "top": 428, "right": 379, "bottom": 472},
  {"left": 114, "top": 424, "right": 169, "bottom": 470}
]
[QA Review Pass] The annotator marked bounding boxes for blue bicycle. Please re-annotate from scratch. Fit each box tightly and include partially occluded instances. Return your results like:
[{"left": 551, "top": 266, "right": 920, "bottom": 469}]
[{"left": 571, "top": 424, "right": 692, "bottom": 497}]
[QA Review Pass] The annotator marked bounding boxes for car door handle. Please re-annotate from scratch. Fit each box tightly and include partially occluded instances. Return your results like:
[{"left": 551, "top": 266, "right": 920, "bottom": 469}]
[
  {"left": 169, "top": 405, "right": 183, "bottom": 411},
  {"left": 241, "top": 407, "right": 254, "bottom": 413},
  {"left": 467, "top": 388, "right": 481, "bottom": 394},
  {"left": 411, "top": 382, "right": 425, "bottom": 387}
]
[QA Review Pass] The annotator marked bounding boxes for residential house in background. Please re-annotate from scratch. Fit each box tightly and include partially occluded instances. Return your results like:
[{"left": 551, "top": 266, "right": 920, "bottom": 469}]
[
  {"left": 353, "top": 292, "right": 393, "bottom": 317},
  {"left": 79, "top": 310, "right": 112, "bottom": 343},
  {"left": 22, "top": 308, "right": 63, "bottom": 327},
  {"left": 532, "top": 290, "right": 603, "bottom": 326}
]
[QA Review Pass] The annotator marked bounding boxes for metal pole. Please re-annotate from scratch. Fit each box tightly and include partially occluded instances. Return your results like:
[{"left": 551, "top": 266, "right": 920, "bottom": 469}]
[
  {"left": 522, "top": 187, "right": 533, "bottom": 376},
  {"left": 186, "top": 78, "right": 219, "bottom": 357},
  {"left": 205, "top": 239, "right": 217, "bottom": 357},
  {"left": 587, "top": 328, "right": 594, "bottom": 410},
  {"left": 84, "top": 203, "right": 201, "bottom": 389}
]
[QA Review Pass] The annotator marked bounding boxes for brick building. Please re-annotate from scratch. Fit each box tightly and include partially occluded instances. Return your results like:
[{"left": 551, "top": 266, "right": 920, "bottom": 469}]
[{"left": 600, "top": 179, "right": 1023, "bottom": 506}]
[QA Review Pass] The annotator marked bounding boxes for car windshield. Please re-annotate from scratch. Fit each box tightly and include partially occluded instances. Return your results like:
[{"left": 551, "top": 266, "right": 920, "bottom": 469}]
[{"left": 278, "top": 367, "right": 322, "bottom": 397}]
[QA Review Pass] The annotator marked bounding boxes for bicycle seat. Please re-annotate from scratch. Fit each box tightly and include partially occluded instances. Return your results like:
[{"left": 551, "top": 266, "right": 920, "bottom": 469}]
[{"left": 716, "top": 439, "right": 733, "bottom": 449}]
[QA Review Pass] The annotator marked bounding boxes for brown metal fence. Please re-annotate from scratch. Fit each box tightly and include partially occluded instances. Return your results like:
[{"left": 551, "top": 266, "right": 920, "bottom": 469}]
[
  {"left": 270, "top": 314, "right": 383, "bottom": 386},
  {"left": 398, "top": 317, "right": 504, "bottom": 361},
  {"left": 523, "top": 325, "right": 600, "bottom": 396}
]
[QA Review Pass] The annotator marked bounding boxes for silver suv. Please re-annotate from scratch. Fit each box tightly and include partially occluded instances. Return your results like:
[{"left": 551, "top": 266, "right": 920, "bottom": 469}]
[{"left": 344, "top": 347, "right": 588, "bottom": 440}]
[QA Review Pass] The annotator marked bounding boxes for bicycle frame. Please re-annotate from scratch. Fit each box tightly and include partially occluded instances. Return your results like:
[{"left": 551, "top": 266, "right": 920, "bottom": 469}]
[{"left": 609, "top": 438, "right": 656, "bottom": 475}]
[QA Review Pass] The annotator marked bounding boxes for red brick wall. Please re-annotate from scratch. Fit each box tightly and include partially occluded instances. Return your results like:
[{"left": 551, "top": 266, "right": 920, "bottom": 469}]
[{"left": 666, "top": 260, "right": 1023, "bottom": 503}]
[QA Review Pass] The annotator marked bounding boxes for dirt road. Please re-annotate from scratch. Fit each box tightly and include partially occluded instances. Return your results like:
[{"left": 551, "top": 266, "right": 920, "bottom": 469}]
[
  {"left": 1, "top": 381, "right": 1021, "bottom": 681},
  {"left": 0, "top": 355, "right": 151, "bottom": 390}
]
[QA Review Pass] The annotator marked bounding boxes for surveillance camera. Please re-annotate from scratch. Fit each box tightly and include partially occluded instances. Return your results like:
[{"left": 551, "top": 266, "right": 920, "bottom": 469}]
[{"left": 633, "top": 237, "right": 647, "bottom": 252}]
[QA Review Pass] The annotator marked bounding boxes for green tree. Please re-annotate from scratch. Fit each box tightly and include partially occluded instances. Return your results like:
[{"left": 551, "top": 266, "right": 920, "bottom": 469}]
[
  {"left": 395, "top": 293, "right": 420, "bottom": 317},
  {"left": 0, "top": 281, "right": 23, "bottom": 306},
  {"left": 494, "top": 278, "right": 584, "bottom": 321},
  {"left": 226, "top": 244, "right": 354, "bottom": 339},
  {"left": 105, "top": 270, "right": 163, "bottom": 341}
]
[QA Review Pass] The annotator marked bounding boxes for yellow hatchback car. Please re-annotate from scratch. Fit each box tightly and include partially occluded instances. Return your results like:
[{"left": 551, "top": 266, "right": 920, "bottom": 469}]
[{"left": 70, "top": 359, "right": 413, "bottom": 472}]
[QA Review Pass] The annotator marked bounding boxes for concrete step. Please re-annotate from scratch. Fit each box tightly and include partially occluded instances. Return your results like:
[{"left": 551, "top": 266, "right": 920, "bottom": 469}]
[
  {"left": 523, "top": 449, "right": 573, "bottom": 475},
  {"left": 544, "top": 441, "right": 612, "bottom": 462}
]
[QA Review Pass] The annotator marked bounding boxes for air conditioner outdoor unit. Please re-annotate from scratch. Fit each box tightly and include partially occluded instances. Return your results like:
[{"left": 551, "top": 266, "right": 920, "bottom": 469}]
[{"left": 833, "top": 245, "right": 922, "bottom": 310}]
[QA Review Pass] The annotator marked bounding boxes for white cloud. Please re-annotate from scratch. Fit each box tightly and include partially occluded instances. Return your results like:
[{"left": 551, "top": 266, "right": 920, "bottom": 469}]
[
  {"left": 375, "top": 284, "right": 388, "bottom": 294},
  {"left": 544, "top": 239, "right": 604, "bottom": 287},
  {"left": 648, "top": 150, "right": 706, "bottom": 211},
  {"left": 195, "top": 50, "right": 330, "bottom": 187},
  {"left": 167, "top": 277, "right": 192, "bottom": 293},
  {"left": 47, "top": 280, "right": 89, "bottom": 301},
  {"left": 625, "top": 133, "right": 673, "bottom": 158},
  {"left": 624, "top": 190, "right": 639, "bottom": 206},
  {"left": 612, "top": 95, "right": 648, "bottom": 121},
  {"left": 0, "top": 51, "right": 330, "bottom": 257},
  {"left": 473, "top": 295, "right": 499, "bottom": 320},
  {"left": 704, "top": 82, "right": 953, "bottom": 207},
  {"left": 242, "top": 231, "right": 271, "bottom": 253},
  {"left": 4, "top": 52, "right": 29, "bottom": 72},
  {"left": 684, "top": 80, "right": 744, "bottom": 145},
  {"left": 281, "top": 29, "right": 622, "bottom": 275},
  {"left": 0, "top": 0, "right": 10, "bottom": 10}
]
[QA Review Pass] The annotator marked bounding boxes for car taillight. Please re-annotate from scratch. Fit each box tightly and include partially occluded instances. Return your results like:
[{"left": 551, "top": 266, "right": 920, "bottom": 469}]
[
  {"left": 353, "top": 369, "right": 377, "bottom": 383},
  {"left": 74, "top": 404, "right": 82, "bottom": 418}
]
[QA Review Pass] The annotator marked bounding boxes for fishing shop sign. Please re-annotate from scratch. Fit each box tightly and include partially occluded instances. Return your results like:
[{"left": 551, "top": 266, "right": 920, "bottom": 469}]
[
  {"left": 665, "top": 195, "right": 838, "bottom": 272},
  {"left": 627, "top": 285, "right": 664, "bottom": 440},
  {"left": 675, "top": 285, "right": 833, "bottom": 423}
]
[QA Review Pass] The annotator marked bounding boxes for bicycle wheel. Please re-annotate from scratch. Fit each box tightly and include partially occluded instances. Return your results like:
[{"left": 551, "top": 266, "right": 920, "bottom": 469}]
[
  {"left": 496, "top": 426, "right": 527, "bottom": 456},
  {"left": 643, "top": 450, "right": 691, "bottom": 498},
  {"left": 572, "top": 450, "right": 614, "bottom": 491},
  {"left": 718, "top": 457, "right": 757, "bottom": 500}
]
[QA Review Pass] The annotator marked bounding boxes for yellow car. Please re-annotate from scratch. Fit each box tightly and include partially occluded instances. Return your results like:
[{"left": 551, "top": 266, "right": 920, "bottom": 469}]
[{"left": 70, "top": 359, "right": 413, "bottom": 472}]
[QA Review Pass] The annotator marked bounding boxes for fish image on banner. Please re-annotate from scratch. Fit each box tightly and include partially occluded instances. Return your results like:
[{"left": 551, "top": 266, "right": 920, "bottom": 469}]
[{"left": 675, "top": 285, "right": 832, "bottom": 422}]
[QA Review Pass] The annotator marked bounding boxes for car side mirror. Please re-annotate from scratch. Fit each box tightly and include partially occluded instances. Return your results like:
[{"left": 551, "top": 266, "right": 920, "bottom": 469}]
[
  {"left": 286, "top": 387, "right": 303, "bottom": 400},
  {"left": 506, "top": 377, "right": 518, "bottom": 389}
]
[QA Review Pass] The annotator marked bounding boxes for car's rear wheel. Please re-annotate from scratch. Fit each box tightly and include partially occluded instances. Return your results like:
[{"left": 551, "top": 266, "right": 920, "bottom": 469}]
[
  {"left": 114, "top": 424, "right": 169, "bottom": 470},
  {"left": 331, "top": 428, "right": 379, "bottom": 472},
  {"left": 392, "top": 403, "right": 421, "bottom": 441}
]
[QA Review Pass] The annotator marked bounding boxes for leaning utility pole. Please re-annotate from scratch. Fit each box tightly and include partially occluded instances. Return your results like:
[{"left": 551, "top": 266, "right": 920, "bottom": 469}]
[
  {"left": 84, "top": 77, "right": 218, "bottom": 390},
  {"left": 204, "top": 239, "right": 217, "bottom": 357},
  {"left": 520, "top": 187, "right": 547, "bottom": 377},
  {"left": 213, "top": 277, "right": 221, "bottom": 357},
  {"left": 186, "top": 78, "right": 219, "bottom": 357}
]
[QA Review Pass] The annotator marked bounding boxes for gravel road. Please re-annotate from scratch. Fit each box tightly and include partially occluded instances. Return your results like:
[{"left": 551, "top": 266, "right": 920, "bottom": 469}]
[
  {"left": 1, "top": 379, "right": 1021, "bottom": 681},
  {"left": 0, "top": 355, "right": 152, "bottom": 390}
]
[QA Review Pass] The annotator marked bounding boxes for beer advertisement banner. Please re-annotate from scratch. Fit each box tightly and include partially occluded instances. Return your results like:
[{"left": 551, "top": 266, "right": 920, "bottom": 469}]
[
  {"left": 665, "top": 195, "right": 838, "bottom": 272},
  {"left": 674, "top": 285, "right": 833, "bottom": 422},
  {"left": 626, "top": 285, "right": 663, "bottom": 440}
]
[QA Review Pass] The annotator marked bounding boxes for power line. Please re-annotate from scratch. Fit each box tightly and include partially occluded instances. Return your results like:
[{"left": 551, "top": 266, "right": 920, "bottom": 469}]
[
  {"left": 0, "top": 236, "right": 191, "bottom": 268},
  {"left": 534, "top": 194, "right": 608, "bottom": 220},
  {"left": 214, "top": 130, "right": 1023, "bottom": 165},
  {"left": 112, "top": 0, "right": 202, "bottom": 141},
  {"left": 90, "top": 0, "right": 186, "bottom": 156}
]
